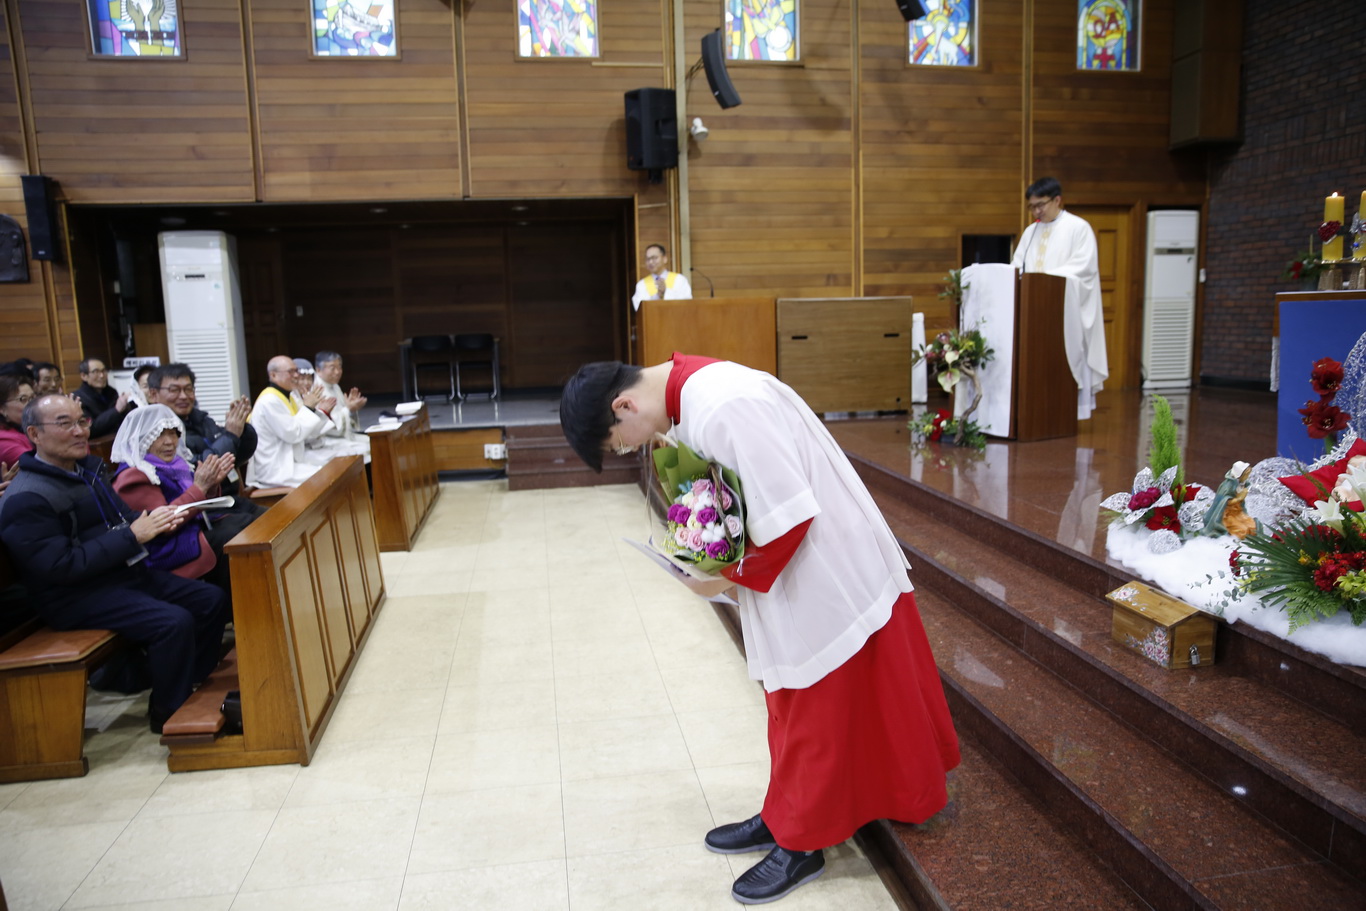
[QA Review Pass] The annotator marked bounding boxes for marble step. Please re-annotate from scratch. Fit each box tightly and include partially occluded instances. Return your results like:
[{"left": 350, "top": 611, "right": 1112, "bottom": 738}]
[
  {"left": 853, "top": 458, "right": 1366, "bottom": 888},
  {"left": 911, "top": 584, "right": 1366, "bottom": 910}
]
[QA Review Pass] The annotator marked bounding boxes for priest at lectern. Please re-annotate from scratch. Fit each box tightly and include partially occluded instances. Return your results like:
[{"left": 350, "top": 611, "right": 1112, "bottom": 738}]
[{"left": 1010, "top": 177, "right": 1109, "bottom": 420}]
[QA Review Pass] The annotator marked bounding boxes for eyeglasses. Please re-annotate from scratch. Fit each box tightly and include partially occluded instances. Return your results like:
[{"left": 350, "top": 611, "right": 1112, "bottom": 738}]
[
  {"left": 5, "top": 394, "right": 32, "bottom": 406},
  {"left": 1027, "top": 197, "right": 1059, "bottom": 212},
  {"left": 35, "top": 417, "right": 92, "bottom": 432},
  {"left": 157, "top": 384, "right": 195, "bottom": 397},
  {"left": 84, "top": 368, "right": 107, "bottom": 375}
]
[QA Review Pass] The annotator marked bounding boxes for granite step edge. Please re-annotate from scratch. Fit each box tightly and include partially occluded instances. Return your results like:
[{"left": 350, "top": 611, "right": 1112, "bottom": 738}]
[
  {"left": 915, "top": 587, "right": 1366, "bottom": 908},
  {"left": 896, "top": 520, "right": 1366, "bottom": 879},
  {"left": 851, "top": 453, "right": 1366, "bottom": 729}
]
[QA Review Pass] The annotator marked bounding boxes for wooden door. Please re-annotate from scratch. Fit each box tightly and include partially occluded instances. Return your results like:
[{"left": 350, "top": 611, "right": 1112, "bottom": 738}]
[{"left": 1071, "top": 207, "right": 1136, "bottom": 390}]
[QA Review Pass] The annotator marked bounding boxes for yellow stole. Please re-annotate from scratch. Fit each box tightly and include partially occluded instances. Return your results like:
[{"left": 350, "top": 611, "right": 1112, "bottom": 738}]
[{"left": 250, "top": 386, "right": 298, "bottom": 422}]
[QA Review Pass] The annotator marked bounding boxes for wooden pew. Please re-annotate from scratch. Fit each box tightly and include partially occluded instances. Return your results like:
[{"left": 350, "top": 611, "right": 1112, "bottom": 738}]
[
  {"left": 160, "top": 455, "right": 385, "bottom": 772},
  {"left": 0, "top": 545, "right": 123, "bottom": 783},
  {"left": 368, "top": 405, "right": 440, "bottom": 552}
]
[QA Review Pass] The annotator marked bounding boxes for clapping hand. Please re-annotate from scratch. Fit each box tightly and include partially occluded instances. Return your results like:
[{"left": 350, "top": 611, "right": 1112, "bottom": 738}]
[
  {"left": 115, "top": 390, "right": 131, "bottom": 413},
  {"left": 345, "top": 387, "right": 367, "bottom": 412},
  {"left": 223, "top": 396, "right": 251, "bottom": 437},
  {"left": 317, "top": 395, "right": 337, "bottom": 416},
  {"left": 130, "top": 506, "right": 185, "bottom": 544},
  {"left": 0, "top": 460, "right": 17, "bottom": 496},
  {"left": 300, "top": 384, "right": 325, "bottom": 410},
  {"left": 192, "top": 453, "right": 234, "bottom": 493}
]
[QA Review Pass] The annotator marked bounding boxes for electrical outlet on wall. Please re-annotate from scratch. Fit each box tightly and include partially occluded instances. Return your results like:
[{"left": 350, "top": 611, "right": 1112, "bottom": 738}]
[{"left": 484, "top": 443, "right": 507, "bottom": 460}]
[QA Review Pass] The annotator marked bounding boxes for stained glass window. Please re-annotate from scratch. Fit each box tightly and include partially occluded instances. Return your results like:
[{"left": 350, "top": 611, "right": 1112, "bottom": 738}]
[
  {"left": 86, "top": 0, "right": 183, "bottom": 58},
  {"left": 312, "top": 0, "right": 398, "bottom": 57},
  {"left": 1076, "top": 0, "right": 1140, "bottom": 71},
  {"left": 725, "top": 0, "right": 798, "bottom": 62},
  {"left": 518, "top": 0, "right": 600, "bottom": 58},
  {"left": 908, "top": 0, "right": 975, "bottom": 67}
]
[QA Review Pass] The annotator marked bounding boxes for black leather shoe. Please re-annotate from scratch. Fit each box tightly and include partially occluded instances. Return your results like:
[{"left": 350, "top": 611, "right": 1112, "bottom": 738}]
[
  {"left": 705, "top": 814, "right": 776, "bottom": 854},
  {"left": 731, "top": 846, "right": 825, "bottom": 905}
]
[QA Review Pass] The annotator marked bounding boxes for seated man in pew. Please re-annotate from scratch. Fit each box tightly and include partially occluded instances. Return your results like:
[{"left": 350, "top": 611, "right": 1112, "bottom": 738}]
[
  {"left": 310, "top": 351, "right": 371, "bottom": 461},
  {"left": 0, "top": 395, "right": 229, "bottom": 732},
  {"left": 72, "top": 357, "right": 134, "bottom": 438},
  {"left": 293, "top": 357, "right": 367, "bottom": 464},
  {"left": 145, "top": 363, "right": 265, "bottom": 544},
  {"left": 33, "top": 361, "right": 64, "bottom": 396},
  {"left": 245, "top": 355, "right": 337, "bottom": 490}
]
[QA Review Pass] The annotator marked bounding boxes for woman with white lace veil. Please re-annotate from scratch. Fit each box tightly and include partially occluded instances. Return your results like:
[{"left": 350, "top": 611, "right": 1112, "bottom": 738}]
[{"left": 111, "top": 404, "right": 235, "bottom": 590}]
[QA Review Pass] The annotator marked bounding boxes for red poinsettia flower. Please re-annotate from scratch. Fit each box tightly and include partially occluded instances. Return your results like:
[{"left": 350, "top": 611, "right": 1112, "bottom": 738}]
[
  {"left": 1128, "top": 486, "right": 1162, "bottom": 510},
  {"left": 1290, "top": 261, "right": 1305, "bottom": 280},
  {"left": 928, "top": 426, "right": 943, "bottom": 442},
  {"left": 1145, "top": 505, "right": 1181, "bottom": 533},
  {"left": 1310, "top": 357, "right": 1344, "bottom": 397},
  {"left": 1178, "top": 484, "right": 1202, "bottom": 503},
  {"left": 1299, "top": 400, "right": 1350, "bottom": 439}
]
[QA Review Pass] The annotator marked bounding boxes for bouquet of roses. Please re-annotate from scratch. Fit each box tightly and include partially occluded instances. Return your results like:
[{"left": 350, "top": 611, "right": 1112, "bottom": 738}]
[{"left": 652, "top": 441, "right": 746, "bottom": 575}]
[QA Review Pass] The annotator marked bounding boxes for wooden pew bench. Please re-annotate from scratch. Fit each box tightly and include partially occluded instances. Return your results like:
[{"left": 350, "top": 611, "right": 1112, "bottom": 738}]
[
  {"left": 0, "top": 545, "right": 124, "bottom": 783},
  {"left": 160, "top": 455, "right": 385, "bottom": 772},
  {"left": 368, "top": 405, "right": 440, "bottom": 551}
]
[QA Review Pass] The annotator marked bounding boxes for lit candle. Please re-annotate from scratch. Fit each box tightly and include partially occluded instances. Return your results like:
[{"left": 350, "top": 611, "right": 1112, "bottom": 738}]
[
  {"left": 1357, "top": 190, "right": 1366, "bottom": 261},
  {"left": 1324, "top": 193, "right": 1344, "bottom": 261}
]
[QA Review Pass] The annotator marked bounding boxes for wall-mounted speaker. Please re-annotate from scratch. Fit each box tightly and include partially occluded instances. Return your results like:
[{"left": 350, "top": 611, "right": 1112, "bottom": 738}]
[
  {"left": 896, "top": 0, "right": 928, "bottom": 21},
  {"left": 625, "top": 88, "right": 679, "bottom": 172},
  {"left": 700, "top": 30, "right": 742, "bottom": 110},
  {"left": 20, "top": 175, "right": 60, "bottom": 262}
]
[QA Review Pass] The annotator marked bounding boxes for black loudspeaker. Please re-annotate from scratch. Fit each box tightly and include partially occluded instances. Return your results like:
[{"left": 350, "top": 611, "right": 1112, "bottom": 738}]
[
  {"left": 625, "top": 88, "right": 679, "bottom": 171},
  {"left": 896, "top": 0, "right": 928, "bottom": 20},
  {"left": 700, "top": 30, "right": 742, "bottom": 110},
  {"left": 21, "top": 175, "right": 60, "bottom": 262}
]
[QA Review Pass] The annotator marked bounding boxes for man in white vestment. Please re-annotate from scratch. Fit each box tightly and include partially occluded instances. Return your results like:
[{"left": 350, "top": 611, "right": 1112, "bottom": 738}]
[
  {"left": 301, "top": 353, "right": 371, "bottom": 463},
  {"left": 630, "top": 243, "right": 692, "bottom": 311},
  {"left": 1010, "top": 176, "right": 1109, "bottom": 419},
  {"left": 245, "top": 356, "right": 337, "bottom": 489}
]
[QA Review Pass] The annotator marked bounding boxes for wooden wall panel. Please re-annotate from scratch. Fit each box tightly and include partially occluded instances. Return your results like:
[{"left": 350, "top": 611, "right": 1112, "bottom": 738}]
[
  {"left": 14, "top": 0, "right": 255, "bottom": 203},
  {"left": 248, "top": 0, "right": 462, "bottom": 201},
  {"left": 684, "top": 0, "right": 855, "bottom": 301}
]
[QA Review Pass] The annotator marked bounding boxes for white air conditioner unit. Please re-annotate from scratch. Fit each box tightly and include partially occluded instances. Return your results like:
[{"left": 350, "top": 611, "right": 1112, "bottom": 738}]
[
  {"left": 1141, "top": 211, "right": 1199, "bottom": 389},
  {"left": 158, "top": 231, "right": 249, "bottom": 421}
]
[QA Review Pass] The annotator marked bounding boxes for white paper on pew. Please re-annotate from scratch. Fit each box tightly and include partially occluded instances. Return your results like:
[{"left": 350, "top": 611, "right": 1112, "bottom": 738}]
[
  {"left": 395, "top": 401, "right": 425, "bottom": 415},
  {"left": 622, "top": 537, "right": 740, "bottom": 605},
  {"left": 173, "top": 495, "right": 235, "bottom": 516}
]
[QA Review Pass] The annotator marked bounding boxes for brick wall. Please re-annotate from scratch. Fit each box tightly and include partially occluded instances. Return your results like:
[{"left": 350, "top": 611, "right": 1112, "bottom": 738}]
[{"left": 1202, "top": 0, "right": 1366, "bottom": 384}]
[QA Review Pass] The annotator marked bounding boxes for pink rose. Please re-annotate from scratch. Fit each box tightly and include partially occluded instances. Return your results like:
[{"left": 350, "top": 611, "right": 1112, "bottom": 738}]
[
  {"left": 691, "top": 479, "right": 712, "bottom": 497},
  {"left": 686, "top": 528, "right": 705, "bottom": 551},
  {"left": 719, "top": 486, "right": 733, "bottom": 510},
  {"left": 725, "top": 515, "right": 743, "bottom": 538},
  {"left": 675, "top": 526, "right": 692, "bottom": 548}
]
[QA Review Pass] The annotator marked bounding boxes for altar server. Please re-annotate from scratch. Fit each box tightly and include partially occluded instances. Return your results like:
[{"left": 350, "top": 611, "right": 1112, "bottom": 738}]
[
  {"left": 630, "top": 243, "right": 692, "bottom": 311},
  {"left": 245, "top": 356, "right": 336, "bottom": 489},
  {"left": 559, "top": 355, "right": 960, "bottom": 905},
  {"left": 310, "top": 351, "right": 371, "bottom": 462},
  {"left": 1010, "top": 176, "right": 1109, "bottom": 420}
]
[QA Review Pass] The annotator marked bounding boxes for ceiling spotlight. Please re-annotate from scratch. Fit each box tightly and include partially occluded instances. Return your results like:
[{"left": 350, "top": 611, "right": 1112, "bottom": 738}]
[{"left": 690, "top": 117, "right": 710, "bottom": 141}]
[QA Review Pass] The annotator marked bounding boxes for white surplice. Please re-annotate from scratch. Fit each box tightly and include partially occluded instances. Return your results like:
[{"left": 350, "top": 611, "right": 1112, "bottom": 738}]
[
  {"left": 245, "top": 386, "right": 330, "bottom": 488},
  {"left": 631, "top": 271, "right": 692, "bottom": 311},
  {"left": 673, "top": 361, "right": 912, "bottom": 692},
  {"left": 311, "top": 380, "right": 371, "bottom": 462},
  {"left": 1010, "top": 209, "right": 1109, "bottom": 419}
]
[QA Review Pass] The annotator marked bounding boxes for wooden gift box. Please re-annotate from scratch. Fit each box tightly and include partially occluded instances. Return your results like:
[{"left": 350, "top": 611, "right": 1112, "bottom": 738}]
[{"left": 1106, "top": 581, "right": 1218, "bottom": 669}]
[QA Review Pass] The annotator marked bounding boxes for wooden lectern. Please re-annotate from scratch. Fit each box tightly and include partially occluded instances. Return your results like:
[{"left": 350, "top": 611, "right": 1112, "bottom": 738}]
[
  {"left": 1012, "top": 273, "right": 1077, "bottom": 441},
  {"left": 637, "top": 297, "right": 776, "bottom": 373}
]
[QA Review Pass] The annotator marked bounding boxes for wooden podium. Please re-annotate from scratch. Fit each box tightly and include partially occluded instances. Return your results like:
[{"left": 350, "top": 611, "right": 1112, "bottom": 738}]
[
  {"left": 637, "top": 297, "right": 776, "bottom": 373},
  {"left": 1012, "top": 273, "right": 1077, "bottom": 441}
]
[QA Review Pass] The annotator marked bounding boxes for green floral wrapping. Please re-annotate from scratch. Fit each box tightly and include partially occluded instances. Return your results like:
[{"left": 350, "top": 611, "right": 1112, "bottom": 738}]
[{"left": 652, "top": 441, "right": 747, "bottom": 575}]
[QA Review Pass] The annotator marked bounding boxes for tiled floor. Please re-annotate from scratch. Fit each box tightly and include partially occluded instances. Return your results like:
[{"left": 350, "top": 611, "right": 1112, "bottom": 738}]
[{"left": 0, "top": 481, "right": 899, "bottom": 911}]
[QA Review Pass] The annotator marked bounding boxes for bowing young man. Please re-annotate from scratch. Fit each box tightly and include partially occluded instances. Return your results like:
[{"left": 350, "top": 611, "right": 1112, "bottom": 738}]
[{"left": 559, "top": 354, "right": 959, "bottom": 905}]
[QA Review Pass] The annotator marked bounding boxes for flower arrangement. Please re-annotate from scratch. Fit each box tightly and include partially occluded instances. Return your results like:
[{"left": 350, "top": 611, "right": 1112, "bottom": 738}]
[
  {"left": 1298, "top": 356, "right": 1350, "bottom": 453},
  {"left": 938, "top": 268, "right": 969, "bottom": 309},
  {"left": 1281, "top": 250, "right": 1323, "bottom": 284},
  {"left": 911, "top": 328, "right": 995, "bottom": 446},
  {"left": 1100, "top": 396, "right": 1212, "bottom": 553},
  {"left": 652, "top": 441, "right": 746, "bottom": 574},
  {"left": 1233, "top": 504, "right": 1366, "bottom": 632},
  {"left": 909, "top": 407, "right": 987, "bottom": 451}
]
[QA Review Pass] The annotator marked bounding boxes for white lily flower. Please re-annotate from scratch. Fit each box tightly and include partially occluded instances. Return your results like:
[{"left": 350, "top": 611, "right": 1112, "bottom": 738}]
[{"left": 1313, "top": 497, "right": 1346, "bottom": 532}]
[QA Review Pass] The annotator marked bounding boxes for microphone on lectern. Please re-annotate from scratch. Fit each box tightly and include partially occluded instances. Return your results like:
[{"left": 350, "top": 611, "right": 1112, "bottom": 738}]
[{"left": 690, "top": 267, "right": 716, "bottom": 298}]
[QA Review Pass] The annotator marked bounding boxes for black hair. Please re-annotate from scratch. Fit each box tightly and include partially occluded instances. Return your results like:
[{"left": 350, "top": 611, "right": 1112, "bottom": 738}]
[
  {"left": 558, "top": 361, "right": 642, "bottom": 473},
  {"left": 0, "top": 373, "right": 33, "bottom": 429},
  {"left": 33, "top": 361, "right": 59, "bottom": 376},
  {"left": 133, "top": 364, "right": 155, "bottom": 382},
  {"left": 1025, "top": 177, "right": 1062, "bottom": 200},
  {"left": 645, "top": 243, "right": 667, "bottom": 257},
  {"left": 78, "top": 357, "right": 106, "bottom": 375},
  {"left": 148, "top": 363, "right": 196, "bottom": 391}
]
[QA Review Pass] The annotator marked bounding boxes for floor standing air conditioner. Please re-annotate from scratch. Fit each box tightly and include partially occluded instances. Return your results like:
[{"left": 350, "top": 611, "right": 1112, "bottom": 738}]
[
  {"left": 158, "top": 231, "right": 249, "bottom": 420},
  {"left": 1141, "top": 211, "right": 1200, "bottom": 389}
]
